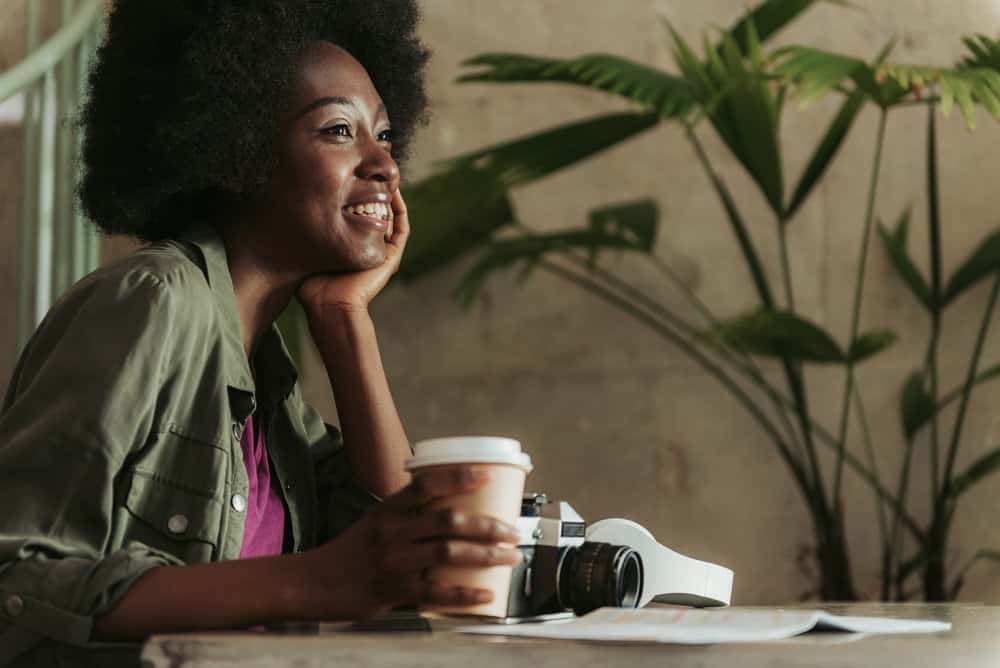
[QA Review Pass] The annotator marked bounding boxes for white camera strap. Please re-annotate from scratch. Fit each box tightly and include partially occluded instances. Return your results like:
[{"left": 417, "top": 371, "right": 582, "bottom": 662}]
[{"left": 586, "top": 519, "right": 733, "bottom": 608}]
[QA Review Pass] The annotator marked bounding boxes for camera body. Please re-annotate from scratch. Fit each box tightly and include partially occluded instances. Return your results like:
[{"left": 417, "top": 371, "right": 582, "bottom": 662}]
[{"left": 504, "top": 494, "right": 644, "bottom": 619}]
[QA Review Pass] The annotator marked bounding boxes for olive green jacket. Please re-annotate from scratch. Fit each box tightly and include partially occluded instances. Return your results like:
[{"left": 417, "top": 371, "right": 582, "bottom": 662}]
[{"left": 0, "top": 225, "right": 379, "bottom": 666}]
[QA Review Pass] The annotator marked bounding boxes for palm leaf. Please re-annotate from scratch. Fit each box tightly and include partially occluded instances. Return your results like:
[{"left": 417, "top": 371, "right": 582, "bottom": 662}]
[
  {"left": 438, "top": 112, "right": 660, "bottom": 187},
  {"left": 785, "top": 89, "right": 864, "bottom": 219},
  {"left": 847, "top": 329, "right": 897, "bottom": 363},
  {"left": 877, "top": 209, "right": 933, "bottom": 310},
  {"left": 667, "top": 22, "right": 785, "bottom": 217},
  {"left": 587, "top": 199, "right": 659, "bottom": 256},
  {"left": 455, "top": 199, "right": 659, "bottom": 308},
  {"left": 950, "top": 549, "right": 1000, "bottom": 599},
  {"left": 400, "top": 112, "right": 661, "bottom": 282},
  {"left": 724, "top": 0, "right": 854, "bottom": 56},
  {"left": 458, "top": 53, "right": 699, "bottom": 122},
  {"left": 949, "top": 447, "right": 1000, "bottom": 498},
  {"left": 771, "top": 46, "right": 882, "bottom": 104},
  {"left": 902, "top": 363, "right": 1000, "bottom": 444},
  {"left": 784, "top": 40, "right": 895, "bottom": 219},
  {"left": 397, "top": 170, "right": 515, "bottom": 282},
  {"left": 774, "top": 41, "right": 1000, "bottom": 127},
  {"left": 942, "top": 229, "right": 1000, "bottom": 306},
  {"left": 900, "top": 371, "right": 934, "bottom": 442},
  {"left": 705, "top": 308, "right": 844, "bottom": 363},
  {"left": 959, "top": 35, "right": 1000, "bottom": 70}
]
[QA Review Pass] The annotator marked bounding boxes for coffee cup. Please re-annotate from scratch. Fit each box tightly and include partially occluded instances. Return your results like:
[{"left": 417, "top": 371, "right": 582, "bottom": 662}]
[{"left": 404, "top": 436, "right": 533, "bottom": 617}]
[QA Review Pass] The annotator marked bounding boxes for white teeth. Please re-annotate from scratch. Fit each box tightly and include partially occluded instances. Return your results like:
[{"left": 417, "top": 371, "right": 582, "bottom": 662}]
[{"left": 346, "top": 201, "right": 389, "bottom": 221}]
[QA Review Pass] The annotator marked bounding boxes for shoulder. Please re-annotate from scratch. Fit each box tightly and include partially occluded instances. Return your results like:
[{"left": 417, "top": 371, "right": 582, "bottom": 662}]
[
  {"left": 89, "top": 239, "right": 210, "bottom": 300},
  {"left": 61, "top": 240, "right": 214, "bottom": 320},
  {"left": 27, "top": 240, "right": 220, "bottom": 359}
]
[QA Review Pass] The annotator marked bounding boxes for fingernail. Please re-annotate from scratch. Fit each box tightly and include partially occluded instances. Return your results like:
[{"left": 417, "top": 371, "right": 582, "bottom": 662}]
[{"left": 475, "top": 589, "right": 493, "bottom": 603}]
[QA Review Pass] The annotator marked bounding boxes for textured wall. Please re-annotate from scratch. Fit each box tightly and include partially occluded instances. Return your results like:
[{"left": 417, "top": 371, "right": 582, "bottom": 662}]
[{"left": 3, "top": 0, "right": 1000, "bottom": 605}]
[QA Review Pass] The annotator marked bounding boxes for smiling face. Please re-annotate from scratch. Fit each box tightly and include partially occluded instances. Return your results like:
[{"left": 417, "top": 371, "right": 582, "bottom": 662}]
[{"left": 247, "top": 41, "right": 400, "bottom": 276}]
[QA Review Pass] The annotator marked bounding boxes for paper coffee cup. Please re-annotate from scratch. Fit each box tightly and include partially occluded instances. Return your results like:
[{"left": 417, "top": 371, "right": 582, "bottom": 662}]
[{"left": 405, "top": 436, "right": 532, "bottom": 617}]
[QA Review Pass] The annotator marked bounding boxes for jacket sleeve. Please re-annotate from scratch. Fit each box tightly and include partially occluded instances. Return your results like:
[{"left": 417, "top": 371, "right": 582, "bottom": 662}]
[{"left": 0, "top": 271, "right": 187, "bottom": 655}]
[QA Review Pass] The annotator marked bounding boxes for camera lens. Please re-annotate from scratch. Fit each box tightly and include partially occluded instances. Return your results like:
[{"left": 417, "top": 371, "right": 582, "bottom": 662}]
[{"left": 557, "top": 541, "right": 643, "bottom": 615}]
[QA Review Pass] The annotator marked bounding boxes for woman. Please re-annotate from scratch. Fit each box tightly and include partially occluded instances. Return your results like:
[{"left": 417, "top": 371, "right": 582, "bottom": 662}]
[{"left": 0, "top": 0, "right": 520, "bottom": 661}]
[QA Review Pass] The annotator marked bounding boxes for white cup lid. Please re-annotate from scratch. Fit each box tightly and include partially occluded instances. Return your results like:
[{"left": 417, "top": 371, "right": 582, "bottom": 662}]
[{"left": 405, "top": 436, "right": 533, "bottom": 473}]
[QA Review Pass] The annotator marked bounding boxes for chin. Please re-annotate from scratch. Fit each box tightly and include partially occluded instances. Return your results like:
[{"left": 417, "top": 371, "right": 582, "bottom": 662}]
[{"left": 351, "top": 243, "right": 386, "bottom": 270}]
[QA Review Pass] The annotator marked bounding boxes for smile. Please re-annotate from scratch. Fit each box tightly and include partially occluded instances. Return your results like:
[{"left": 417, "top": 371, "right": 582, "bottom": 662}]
[{"left": 343, "top": 201, "right": 391, "bottom": 222}]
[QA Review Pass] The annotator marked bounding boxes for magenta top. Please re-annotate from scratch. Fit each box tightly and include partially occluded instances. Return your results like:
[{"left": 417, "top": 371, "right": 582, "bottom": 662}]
[{"left": 238, "top": 414, "right": 287, "bottom": 558}]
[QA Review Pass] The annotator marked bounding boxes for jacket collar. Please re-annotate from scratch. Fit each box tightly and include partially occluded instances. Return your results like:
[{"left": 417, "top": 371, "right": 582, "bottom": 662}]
[{"left": 177, "top": 224, "right": 299, "bottom": 417}]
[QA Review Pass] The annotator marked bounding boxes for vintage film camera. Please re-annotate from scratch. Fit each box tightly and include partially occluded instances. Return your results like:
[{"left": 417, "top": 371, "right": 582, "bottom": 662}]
[{"left": 504, "top": 494, "right": 734, "bottom": 621}]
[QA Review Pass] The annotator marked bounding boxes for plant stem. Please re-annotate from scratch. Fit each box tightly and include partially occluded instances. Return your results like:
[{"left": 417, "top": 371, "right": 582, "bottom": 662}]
[
  {"left": 926, "top": 104, "right": 943, "bottom": 504},
  {"left": 648, "top": 254, "right": 717, "bottom": 326},
  {"left": 778, "top": 220, "right": 795, "bottom": 310},
  {"left": 533, "top": 257, "right": 815, "bottom": 501},
  {"left": 853, "top": 384, "right": 889, "bottom": 568},
  {"left": 832, "top": 108, "right": 889, "bottom": 508},
  {"left": 686, "top": 127, "right": 828, "bottom": 523},
  {"left": 941, "top": 274, "right": 1000, "bottom": 496}
]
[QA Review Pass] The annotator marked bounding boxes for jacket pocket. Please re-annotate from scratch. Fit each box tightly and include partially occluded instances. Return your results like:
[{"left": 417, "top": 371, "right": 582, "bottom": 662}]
[{"left": 121, "top": 469, "right": 224, "bottom": 562}]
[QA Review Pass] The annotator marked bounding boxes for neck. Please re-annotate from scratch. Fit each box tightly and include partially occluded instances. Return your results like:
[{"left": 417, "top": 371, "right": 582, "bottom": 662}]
[{"left": 216, "top": 223, "right": 301, "bottom": 358}]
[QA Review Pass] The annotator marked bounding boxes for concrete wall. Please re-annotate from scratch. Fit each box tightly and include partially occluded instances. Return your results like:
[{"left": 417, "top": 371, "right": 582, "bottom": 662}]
[{"left": 4, "top": 0, "right": 1000, "bottom": 605}]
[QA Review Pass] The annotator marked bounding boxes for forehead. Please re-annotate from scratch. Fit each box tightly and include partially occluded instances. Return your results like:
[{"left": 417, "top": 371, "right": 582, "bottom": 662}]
[{"left": 291, "top": 41, "right": 385, "bottom": 114}]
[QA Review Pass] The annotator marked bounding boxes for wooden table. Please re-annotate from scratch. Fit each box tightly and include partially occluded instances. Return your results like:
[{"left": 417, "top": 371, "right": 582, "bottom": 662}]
[{"left": 140, "top": 603, "right": 998, "bottom": 667}]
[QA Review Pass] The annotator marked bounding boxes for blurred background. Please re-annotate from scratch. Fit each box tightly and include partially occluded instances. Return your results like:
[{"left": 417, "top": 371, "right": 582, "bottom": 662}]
[{"left": 3, "top": 0, "right": 1000, "bottom": 605}]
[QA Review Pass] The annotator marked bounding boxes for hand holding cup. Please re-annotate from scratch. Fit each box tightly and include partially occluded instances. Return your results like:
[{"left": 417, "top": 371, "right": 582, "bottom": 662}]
[{"left": 300, "top": 465, "right": 522, "bottom": 620}]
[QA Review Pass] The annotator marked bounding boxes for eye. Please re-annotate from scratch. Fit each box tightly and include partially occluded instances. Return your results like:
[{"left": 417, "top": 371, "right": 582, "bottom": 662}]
[
  {"left": 322, "top": 123, "right": 352, "bottom": 137},
  {"left": 377, "top": 128, "right": 393, "bottom": 143}
]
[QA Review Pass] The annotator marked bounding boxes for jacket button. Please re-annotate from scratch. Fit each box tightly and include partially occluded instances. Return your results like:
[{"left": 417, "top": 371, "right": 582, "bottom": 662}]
[
  {"left": 231, "top": 494, "right": 247, "bottom": 513},
  {"left": 167, "top": 514, "right": 189, "bottom": 534},
  {"left": 3, "top": 595, "right": 24, "bottom": 617}
]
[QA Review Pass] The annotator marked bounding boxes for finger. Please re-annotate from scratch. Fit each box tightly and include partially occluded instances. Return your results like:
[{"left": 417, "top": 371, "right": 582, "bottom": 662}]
[
  {"left": 394, "top": 578, "right": 494, "bottom": 608},
  {"left": 379, "top": 540, "right": 522, "bottom": 574},
  {"left": 425, "top": 581, "right": 494, "bottom": 607},
  {"left": 386, "top": 190, "right": 410, "bottom": 248},
  {"left": 384, "top": 466, "right": 491, "bottom": 511},
  {"left": 390, "top": 187, "right": 409, "bottom": 219},
  {"left": 388, "top": 508, "right": 520, "bottom": 546}
]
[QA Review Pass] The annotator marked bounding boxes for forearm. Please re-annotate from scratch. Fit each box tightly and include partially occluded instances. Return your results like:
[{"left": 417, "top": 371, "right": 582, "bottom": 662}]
[
  {"left": 308, "top": 307, "right": 411, "bottom": 498},
  {"left": 92, "top": 554, "right": 311, "bottom": 641}
]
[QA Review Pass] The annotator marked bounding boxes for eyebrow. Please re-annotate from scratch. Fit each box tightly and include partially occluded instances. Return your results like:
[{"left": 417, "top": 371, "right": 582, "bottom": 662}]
[{"left": 296, "top": 96, "right": 387, "bottom": 118}]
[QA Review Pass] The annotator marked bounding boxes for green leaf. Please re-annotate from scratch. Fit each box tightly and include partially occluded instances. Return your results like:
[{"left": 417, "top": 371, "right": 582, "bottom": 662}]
[
  {"left": 706, "top": 308, "right": 844, "bottom": 362},
  {"left": 876, "top": 210, "right": 933, "bottom": 310},
  {"left": 724, "top": 0, "right": 852, "bottom": 56},
  {"left": 785, "top": 89, "right": 864, "bottom": 219},
  {"left": 771, "top": 46, "right": 874, "bottom": 104},
  {"left": 847, "top": 328, "right": 897, "bottom": 363},
  {"left": 943, "top": 229, "right": 1000, "bottom": 305},
  {"left": 400, "top": 112, "right": 661, "bottom": 282},
  {"left": 710, "top": 28, "right": 785, "bottom": 217},
  {"left": 901, "top": 371, "right": 934, "bottom": 442},
  {"left": 458, "top": 53, "right": 699, "bottom": 122},
  {"left": 437, "top": 112, "right": 660, "bottom": 188},
  {"left": 588, "top": 199, "right": 659, "bottom": 254},
  {"left": 455, "top": 202, "right": 659, "bottom": 307},
  {"left": 950, "top": 549, "right": 1000, "bottom": 599},
  {"left": 959, "top": 35, "right": 1000, "bottom": 70},
  {"left": 397, "top": 170, "right": 516, "bottom": 282},
  {"left": 949, "top": 447, "right": 1000, "bottom": 498}
]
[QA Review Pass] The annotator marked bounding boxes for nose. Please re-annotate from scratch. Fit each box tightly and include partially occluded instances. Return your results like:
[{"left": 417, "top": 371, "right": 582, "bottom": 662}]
[{"left": 356, "top": 136, "right": 400, "bottom": 191}]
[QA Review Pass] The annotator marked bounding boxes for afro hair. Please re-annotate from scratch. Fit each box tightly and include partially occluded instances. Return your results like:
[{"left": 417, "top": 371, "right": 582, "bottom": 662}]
[{"left": 79, "top": 0, "right": 430, "bottom": 241}]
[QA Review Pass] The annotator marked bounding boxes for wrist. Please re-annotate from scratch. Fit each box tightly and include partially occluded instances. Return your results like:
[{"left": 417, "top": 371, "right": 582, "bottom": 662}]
[{"left": 275, "top": 552, "right": 321, "bottom": 620}]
